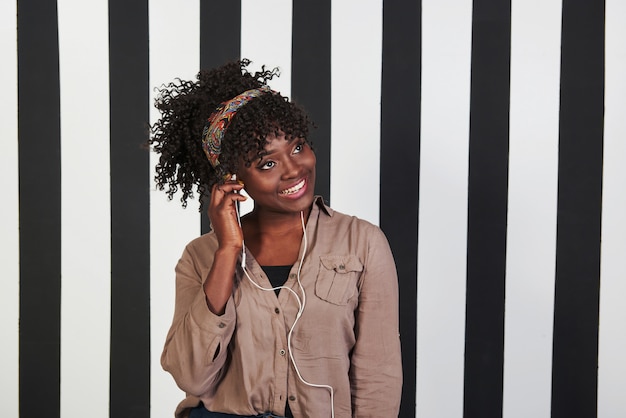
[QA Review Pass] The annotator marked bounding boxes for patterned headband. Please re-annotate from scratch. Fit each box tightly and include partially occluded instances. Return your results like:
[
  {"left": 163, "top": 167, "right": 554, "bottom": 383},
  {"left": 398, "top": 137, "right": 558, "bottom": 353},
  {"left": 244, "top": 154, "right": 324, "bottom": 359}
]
[{"left": 201, "top": 86, "right": 272, "bottom": 168}]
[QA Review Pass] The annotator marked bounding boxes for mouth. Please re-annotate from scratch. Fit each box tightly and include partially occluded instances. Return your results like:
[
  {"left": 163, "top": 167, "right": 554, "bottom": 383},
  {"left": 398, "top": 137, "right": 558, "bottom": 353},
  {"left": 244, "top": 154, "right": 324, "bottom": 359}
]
[{"left": 279, "top": 178, "right": 306, "bottom": 196}]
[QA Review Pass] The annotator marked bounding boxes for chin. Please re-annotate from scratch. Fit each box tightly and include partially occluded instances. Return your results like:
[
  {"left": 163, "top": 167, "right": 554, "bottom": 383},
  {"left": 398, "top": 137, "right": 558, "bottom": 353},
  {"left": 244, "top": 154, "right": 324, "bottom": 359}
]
[{"left": 280, "top": 192, "right": 314, "bottom": 213}]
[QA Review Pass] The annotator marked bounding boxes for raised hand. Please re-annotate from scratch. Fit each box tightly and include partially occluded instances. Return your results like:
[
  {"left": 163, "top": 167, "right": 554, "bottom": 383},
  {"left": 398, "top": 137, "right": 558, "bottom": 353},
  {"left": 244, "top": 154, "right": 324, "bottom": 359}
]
[
  {"left": 203, "top": 179, "right": 247, "bottom": 315},
  {"left": 207, "top": 179, "right": 247, "bottom": 253}
]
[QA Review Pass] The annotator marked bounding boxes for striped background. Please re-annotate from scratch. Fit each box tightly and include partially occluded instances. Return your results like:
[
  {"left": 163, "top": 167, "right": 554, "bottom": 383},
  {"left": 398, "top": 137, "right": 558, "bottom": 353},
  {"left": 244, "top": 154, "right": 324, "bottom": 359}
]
[{"left": 1, "top": 0, "right": 625, "bottom": 417}]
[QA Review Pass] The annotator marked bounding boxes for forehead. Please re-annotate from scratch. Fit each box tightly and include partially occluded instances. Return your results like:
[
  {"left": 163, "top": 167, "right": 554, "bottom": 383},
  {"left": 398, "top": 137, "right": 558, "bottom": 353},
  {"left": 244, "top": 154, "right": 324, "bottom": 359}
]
[
  {"left": 258, "top": 130, "right": 295, "bottom": 154},
  {"left": 238, "top": 130, "right": 289, "bottom": 165},
  {"left": 263, "top": 130, "right": 288, "bottom": 145}
]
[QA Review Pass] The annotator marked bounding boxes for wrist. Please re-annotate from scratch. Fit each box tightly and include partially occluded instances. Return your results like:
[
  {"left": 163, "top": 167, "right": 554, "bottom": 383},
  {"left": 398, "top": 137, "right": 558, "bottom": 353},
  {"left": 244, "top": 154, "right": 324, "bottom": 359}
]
[{"left": 214, "top": 246, "right": 242, "bottom": 260}]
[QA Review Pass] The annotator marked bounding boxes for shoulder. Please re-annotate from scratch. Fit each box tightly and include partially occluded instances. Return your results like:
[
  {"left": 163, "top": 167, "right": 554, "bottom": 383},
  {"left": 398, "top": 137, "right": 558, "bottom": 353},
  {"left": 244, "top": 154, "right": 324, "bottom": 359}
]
[
  {"left": 185, "top": 231, "right": 219, "bottom": 253},
  {"left": 321, "top": 202, "right": 386, "bottom": 240},
  {"left": 177, "top": 232, "right": 220, "bottom": 269},
  {"left": 316, "top": 200, "right": 391, "bottom": 252}
]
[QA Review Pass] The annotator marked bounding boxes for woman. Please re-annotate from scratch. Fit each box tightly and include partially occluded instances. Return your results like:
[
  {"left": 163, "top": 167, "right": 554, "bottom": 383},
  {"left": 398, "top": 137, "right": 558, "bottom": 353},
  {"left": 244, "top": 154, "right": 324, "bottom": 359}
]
[{"left": 151, "top": 60, "right": 402, "bottom": 418}]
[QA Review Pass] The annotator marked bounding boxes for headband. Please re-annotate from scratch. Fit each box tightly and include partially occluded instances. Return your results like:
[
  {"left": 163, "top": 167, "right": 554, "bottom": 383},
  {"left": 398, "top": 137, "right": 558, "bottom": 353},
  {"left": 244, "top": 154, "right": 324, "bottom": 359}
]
[{"left": 201, "top": 86, "right": 272, "bottom": 168}]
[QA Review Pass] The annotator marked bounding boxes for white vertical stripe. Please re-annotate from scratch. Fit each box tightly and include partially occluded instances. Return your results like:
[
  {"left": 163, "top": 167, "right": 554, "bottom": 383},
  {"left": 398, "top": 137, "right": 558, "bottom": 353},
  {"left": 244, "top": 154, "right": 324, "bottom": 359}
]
[
  {"left": 503, "top": 2, "right": 561, "bottom": 417},
  {"left": 417, "top": 2, "right": 472, "bottom": 417},
  {"left": 58, "top": 0, "right": 111, "bottom": 416},
  {"left": 149, "top": 1, "right": 201, "bottom": 417},
  {"left": 0, "top": 2, "right": 19, "bottom": 417},
  {"left": 241, "top": 0, "right": 292, "bottom": 97},
  {"left": 240, "top": 0, "right": 292, "bottom": 215},
  {"left": 598, "top": 1, "right": 626, "bottom": 417},
  {"left": 330, "top": 0, "right": 382, "bottom": 226}
]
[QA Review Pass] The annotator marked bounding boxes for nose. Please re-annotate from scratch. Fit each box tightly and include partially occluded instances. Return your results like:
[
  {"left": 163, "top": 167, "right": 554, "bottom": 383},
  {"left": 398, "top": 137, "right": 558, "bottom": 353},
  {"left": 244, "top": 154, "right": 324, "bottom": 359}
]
[{"left": 281, "top": 156, "right": 299, "bottom": 180}]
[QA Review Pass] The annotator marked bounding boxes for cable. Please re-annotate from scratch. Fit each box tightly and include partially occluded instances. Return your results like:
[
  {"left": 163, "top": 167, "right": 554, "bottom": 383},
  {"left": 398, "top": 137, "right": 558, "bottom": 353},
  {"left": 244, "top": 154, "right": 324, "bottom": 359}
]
[
  {"left": 285, "top": 212, "right": 335, "bottom": 418},
  {"left": 234, "top": 204, "right": 335, "bottom": 418},
  {"left": 235, "top": 203, "right": 303, "bottom": 311}
]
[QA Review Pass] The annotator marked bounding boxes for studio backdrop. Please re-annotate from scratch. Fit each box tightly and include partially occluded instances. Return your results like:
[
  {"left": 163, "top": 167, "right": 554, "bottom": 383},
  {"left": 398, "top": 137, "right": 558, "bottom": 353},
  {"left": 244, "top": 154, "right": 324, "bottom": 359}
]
[{"left": 1, "top": 0, "right": 625, "bottom": 418}]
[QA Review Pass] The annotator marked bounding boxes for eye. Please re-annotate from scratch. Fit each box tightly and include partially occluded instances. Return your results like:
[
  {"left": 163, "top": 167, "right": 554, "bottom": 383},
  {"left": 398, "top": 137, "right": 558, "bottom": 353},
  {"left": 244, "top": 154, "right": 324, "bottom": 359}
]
[
  {"left": 259, "top": 160, "right": 276, "bottom": 170},
  {"left": 293, "top": 141, "right": 305, "bottom": 154}
]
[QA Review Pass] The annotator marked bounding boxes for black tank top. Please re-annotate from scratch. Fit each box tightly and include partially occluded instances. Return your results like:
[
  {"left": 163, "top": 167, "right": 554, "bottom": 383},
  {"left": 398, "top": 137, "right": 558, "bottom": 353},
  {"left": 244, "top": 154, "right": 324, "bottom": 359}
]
[{"left": 260, "top": 265, "right": 291, "bottom": 296}]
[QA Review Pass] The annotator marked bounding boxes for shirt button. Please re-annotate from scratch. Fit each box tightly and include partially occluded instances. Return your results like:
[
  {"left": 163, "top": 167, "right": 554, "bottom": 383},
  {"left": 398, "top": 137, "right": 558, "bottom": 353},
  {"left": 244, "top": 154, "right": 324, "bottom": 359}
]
[
  {"left": 339, "top": 264, "right": 345, "bottom": 270},
  {"left": 289, "top": 273, "right": 296, "bottom": 279},
  {"left": 279, "top": 349, "right": 286, "bottom": 356},
  {"left": 218, "top": 322, "right": 226, "bottom": 328},
  {"left": 275, "top": 307, "right": 280, "bottom": 314},
  {"left": 289, "top": 395, "right": 296, "bottom": 401}
]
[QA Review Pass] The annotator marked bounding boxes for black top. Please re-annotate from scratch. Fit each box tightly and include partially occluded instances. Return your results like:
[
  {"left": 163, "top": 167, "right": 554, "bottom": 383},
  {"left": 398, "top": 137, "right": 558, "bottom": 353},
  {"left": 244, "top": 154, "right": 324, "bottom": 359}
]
[{"left": 260, "top": 265, "right": 291, "bottom": 296}]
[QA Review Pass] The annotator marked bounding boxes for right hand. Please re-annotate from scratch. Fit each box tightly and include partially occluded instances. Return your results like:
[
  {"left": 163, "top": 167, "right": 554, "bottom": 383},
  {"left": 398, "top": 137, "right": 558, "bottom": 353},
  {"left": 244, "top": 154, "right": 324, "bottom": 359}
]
[{"left": 208, "top": 180, "right": 247, "bottom": 252}]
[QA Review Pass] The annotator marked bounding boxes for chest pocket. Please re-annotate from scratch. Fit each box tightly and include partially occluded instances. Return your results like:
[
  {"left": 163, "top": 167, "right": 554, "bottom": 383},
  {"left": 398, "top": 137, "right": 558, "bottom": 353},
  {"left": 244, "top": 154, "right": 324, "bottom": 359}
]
[{"left": 315, "top": 255, "right": 363, "bottom": 305}]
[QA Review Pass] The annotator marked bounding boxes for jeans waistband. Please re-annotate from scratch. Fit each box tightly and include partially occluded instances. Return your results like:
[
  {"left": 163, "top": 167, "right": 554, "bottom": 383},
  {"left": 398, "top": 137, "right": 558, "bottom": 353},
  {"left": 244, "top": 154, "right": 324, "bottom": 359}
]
[{"left": 189, "top": 405, "right": 286, "bottom": 418}]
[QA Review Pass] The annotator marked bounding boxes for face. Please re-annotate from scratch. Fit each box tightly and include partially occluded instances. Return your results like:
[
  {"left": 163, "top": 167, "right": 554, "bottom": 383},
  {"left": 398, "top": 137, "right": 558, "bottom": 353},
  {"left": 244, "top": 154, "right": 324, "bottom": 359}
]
[{"left": 237, "top": 132, "right": 316, "bottom": 216}]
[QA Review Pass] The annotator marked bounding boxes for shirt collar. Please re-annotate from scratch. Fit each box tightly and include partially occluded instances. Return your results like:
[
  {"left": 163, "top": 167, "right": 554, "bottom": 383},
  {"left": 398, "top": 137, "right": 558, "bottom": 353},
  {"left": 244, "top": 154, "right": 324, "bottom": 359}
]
[{"left": 313, "top": 195, "right": 333, "bottom": 216}]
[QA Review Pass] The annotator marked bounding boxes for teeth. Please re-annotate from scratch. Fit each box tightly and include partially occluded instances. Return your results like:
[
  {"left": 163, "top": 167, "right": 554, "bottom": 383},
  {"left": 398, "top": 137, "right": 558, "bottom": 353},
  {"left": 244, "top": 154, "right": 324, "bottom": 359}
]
[{"left": 280, "top": 179, "right": 305, "bottom": 195}]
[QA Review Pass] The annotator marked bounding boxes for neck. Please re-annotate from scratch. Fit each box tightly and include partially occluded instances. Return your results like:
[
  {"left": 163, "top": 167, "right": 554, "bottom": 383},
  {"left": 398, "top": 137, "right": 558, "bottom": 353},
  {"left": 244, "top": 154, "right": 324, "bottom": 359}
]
[
  {"left": 245, "top": 209, "right": 306, "bottom": 235},
  {"left": 241, "top": 208, "right": 309, "bottom": 266}
]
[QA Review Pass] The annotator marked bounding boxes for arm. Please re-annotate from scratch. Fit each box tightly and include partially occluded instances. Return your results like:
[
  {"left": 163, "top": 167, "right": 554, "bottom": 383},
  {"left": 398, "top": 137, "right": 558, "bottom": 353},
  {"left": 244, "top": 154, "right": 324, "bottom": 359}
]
[
  {"left": 203, "top": 181, "right": 246, "bottom": 315},
  {"left": 349, "top": 226, "right": 403, "bottom": 417},
  {"left": 161, "top": 244, "right": 237, "bottom": 395},
  {"left": 161, "top": 181, "right": 246, "bottom": 395}
]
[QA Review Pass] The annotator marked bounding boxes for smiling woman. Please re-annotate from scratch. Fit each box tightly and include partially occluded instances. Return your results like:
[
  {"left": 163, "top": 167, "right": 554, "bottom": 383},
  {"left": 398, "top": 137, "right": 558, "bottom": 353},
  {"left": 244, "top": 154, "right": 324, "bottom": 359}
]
[
  {"left": 149, "top": 59, "right": 402, "bottom": 418},
  {"left": 150, "top": 60, "right": 311, "bottom": 207},
  {"left": 238, "top": 134, "right": 316, "bottom": 215}
]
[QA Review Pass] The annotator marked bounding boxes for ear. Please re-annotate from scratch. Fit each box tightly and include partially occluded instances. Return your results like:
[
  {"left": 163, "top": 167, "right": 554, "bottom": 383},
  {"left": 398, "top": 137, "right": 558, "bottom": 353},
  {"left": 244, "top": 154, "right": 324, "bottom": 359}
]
[{"left": 225, "top": 173, "right": 245, "bottom": 187}]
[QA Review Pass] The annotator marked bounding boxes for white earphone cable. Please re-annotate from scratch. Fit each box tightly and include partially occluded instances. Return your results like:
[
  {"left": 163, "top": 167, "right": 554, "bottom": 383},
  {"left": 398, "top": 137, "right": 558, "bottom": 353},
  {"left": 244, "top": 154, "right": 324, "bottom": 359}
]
[{"left": 234, "top": 204, "right": 334, "bottom": 418}]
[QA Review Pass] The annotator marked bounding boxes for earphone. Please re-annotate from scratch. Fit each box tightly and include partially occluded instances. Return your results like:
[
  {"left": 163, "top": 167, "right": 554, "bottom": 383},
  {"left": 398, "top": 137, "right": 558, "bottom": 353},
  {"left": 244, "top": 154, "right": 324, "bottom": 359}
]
[{"left": 230, "top": 177, "right": 335, "bottom": 418}]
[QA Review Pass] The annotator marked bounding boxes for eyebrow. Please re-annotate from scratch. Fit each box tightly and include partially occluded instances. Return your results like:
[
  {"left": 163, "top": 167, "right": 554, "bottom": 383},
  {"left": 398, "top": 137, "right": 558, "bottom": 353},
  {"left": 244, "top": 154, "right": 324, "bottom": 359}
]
[{"left": 256, "top": 138, "right": 302, "bottom": 160}]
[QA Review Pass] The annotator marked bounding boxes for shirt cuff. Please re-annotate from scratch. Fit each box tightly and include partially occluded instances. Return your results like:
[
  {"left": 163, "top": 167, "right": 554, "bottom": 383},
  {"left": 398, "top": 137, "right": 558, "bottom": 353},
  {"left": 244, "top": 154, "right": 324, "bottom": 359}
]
[{"left": 189, "top": 288, "right": 235, "bottom": 334}]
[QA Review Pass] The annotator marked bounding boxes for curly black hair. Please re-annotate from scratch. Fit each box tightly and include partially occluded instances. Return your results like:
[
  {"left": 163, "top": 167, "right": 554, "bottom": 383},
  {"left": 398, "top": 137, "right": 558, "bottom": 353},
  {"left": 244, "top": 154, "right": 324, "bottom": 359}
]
[{"left": 149, "top": 59, "right": 312, "bottom": 209}]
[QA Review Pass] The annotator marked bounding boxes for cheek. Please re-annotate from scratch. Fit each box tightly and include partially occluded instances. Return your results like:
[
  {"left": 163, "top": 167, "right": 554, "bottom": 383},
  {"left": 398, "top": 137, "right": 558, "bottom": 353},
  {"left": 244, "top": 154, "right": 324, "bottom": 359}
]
[
  {"left": 240, "top": 173, "right": 274, "bottom": 197},
  {"left": 235, "top": 164, "right": 257, "bottom": 187},
  {"left": 304, "top": 148, "right": 317, "bottom": 166}
]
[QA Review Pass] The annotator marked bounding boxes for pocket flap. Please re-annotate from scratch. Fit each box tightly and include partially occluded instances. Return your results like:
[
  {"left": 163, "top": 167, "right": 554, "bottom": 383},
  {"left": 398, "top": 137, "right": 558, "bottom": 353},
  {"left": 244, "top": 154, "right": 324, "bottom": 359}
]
[{"left": 319, "top": 255, "right": 363, "bottom": 273}]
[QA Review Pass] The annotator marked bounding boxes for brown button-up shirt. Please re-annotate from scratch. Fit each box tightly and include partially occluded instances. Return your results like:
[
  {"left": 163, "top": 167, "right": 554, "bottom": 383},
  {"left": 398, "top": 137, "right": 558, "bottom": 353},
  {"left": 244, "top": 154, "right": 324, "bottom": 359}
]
[{"left": 162, "top": 197, "right": 402, "bottom": 417}]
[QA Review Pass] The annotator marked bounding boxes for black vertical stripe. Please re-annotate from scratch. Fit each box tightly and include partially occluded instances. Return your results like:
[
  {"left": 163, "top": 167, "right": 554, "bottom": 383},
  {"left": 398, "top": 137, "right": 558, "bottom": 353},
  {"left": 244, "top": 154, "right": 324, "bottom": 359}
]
[
  {"left": 109, "top": 1, "right": 151, "bottom": 417},
  {"left": 463, "top": 1, "right": 511, "bottom": 417},
  {"left": 551, "top": 1, "right": 605, "bottom": 417},
  {"left": 291, "top": 0, "right": 331, "bottom": 203},
  {"left": 200, "top": 1, "right": 241, "bottom": 235},
  {"left": 380, "top": 1, "right": 421, "bottom": 416},
  {"left": 17, "top": 1, "right": 61, "bottom": 417}
]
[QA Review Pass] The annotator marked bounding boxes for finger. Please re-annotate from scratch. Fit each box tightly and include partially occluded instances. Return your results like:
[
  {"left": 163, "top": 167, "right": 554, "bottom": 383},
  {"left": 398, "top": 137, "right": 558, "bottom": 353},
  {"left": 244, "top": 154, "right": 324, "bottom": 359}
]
[
  {"left": 210, "top": 189, "right": 247, "bottom": 215},
  {"left": 225, "top": 193, "right": 247, "bottom": 205},
  {"left": 212, "top": 182, "right": 244, "bottom": 195},
  {"left": 210, "top": 184, "right": 244, "bottom": 210}
]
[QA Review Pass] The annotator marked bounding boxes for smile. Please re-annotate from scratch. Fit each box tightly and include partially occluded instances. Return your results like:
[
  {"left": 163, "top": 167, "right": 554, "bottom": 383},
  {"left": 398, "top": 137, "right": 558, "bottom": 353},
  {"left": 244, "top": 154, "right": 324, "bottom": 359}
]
[{"left": 279, "top": 178, "right": 306, "bottom": 195}]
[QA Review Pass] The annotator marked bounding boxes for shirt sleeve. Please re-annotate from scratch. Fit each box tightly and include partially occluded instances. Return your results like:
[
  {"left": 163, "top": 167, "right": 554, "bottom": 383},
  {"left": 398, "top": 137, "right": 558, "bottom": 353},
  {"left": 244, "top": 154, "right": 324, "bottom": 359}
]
[
  {"left": 349, "top": 225, "right": 403, "bottom": 417},
  {"left": 161, "top": 241, "right": 236, "bottom": 397}
]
